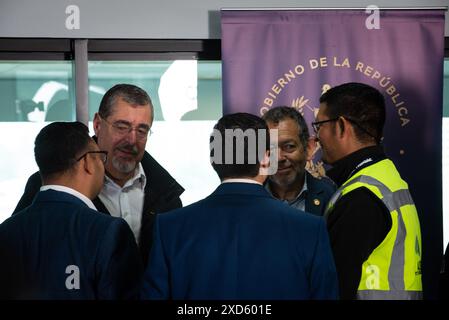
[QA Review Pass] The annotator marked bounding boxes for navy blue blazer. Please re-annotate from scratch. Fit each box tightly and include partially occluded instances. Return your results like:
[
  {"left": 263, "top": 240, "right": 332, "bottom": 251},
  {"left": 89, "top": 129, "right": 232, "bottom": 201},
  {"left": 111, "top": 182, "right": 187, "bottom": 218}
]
[
  {"left": 304, "top": 172, "right": 336, "bottom": 216},
  {"left": 265, "top": 172, "right": 335, "bottom": 216},
  {"left": 0, "top": 190, "right": 143, "bottom": 299},
  {"left": 141, "top": 182, "right": 338, "bottom": 300},
  {"left": 13, "top": 150, "right": 185, "bottom": 269}
]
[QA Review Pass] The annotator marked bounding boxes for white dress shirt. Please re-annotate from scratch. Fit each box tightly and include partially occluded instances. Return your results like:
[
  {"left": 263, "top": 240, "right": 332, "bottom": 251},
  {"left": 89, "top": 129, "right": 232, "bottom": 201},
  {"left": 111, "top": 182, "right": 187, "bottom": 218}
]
[
  {"left": 40, "top": 185, "right": 97, "bottom": 210},
  {"left": 98, "top": 163, "right": 146, "bottom": 244},
  {"left": 221, "top": 178, "right": 263, "bottom": 185}
]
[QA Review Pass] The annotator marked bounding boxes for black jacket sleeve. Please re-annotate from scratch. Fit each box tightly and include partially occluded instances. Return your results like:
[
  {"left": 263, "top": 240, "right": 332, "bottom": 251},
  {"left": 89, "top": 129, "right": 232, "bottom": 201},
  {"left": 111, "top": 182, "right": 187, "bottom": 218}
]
[
  {"left": 326, "top": 187, "right": 392, "bottom": 300},
  {"left": 13, "top": 171, "right": 42, "bottom": 214}
]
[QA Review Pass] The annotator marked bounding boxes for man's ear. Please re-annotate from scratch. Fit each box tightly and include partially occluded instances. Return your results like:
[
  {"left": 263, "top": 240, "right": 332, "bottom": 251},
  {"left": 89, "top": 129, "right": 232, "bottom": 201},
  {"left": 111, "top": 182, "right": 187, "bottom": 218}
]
[
  {"left": 93, "top": 113, "right": 101, "bottom": 136},
  {"left": 338, "top": 116, "right": 356, "bottom": 140},
  {"left": 80, "top": 155, "right": 95, "bottom": 176},
  {"left": 258, "top": 150, "right": 271, "bottom": 176},
  {"left": 305, "top": 138, "right": 317, "bottom": 161},
  {"left": 340, "top": 117, "right": 358, "bottom": 140}
]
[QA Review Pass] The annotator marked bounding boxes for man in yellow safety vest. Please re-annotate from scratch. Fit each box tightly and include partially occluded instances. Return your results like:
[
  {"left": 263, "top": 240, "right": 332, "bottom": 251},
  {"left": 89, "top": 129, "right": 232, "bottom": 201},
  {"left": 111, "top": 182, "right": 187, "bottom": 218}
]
[{"left": 313, "top": 82, "right": 422, "bottom": 300}]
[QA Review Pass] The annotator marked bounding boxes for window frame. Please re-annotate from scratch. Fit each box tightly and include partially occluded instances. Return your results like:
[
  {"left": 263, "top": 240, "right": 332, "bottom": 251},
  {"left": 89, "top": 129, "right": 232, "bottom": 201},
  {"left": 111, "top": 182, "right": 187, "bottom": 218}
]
[{"left": 0, "top": 38, "right": 221, "bottom": 61}]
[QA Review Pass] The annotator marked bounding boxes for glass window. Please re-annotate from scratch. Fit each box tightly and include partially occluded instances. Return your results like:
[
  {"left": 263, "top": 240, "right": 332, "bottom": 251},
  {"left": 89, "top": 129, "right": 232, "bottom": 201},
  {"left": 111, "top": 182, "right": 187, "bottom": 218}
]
[
  {"left": 2, "top": 56, "right": 447, "bottom": 235},
  {"left": 87, "top": 60, "right": 222, "bottom": 206},
  {"left": 0, "top": 61, "right": 74, "bottom": 223}
]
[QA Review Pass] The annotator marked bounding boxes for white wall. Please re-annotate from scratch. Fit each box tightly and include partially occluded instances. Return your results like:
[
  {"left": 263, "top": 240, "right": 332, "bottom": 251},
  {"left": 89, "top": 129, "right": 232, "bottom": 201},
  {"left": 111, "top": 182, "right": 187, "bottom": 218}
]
[{"left": 0, "top": 0, "right": 447, "bottom": 39}]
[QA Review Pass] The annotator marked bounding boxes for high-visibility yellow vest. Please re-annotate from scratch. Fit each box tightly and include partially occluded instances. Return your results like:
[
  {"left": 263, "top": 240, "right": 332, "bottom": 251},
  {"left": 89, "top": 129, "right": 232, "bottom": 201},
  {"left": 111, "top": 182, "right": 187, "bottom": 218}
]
[{"left": 325, "top": 159, "right": 422, "bottom": 300}]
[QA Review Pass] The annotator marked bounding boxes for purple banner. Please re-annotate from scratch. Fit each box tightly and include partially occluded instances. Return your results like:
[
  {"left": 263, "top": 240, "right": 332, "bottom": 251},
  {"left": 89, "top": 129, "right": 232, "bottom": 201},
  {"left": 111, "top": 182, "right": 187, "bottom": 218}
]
[{"left": 221, "top": 9, "right": 445, "bottom": 299}]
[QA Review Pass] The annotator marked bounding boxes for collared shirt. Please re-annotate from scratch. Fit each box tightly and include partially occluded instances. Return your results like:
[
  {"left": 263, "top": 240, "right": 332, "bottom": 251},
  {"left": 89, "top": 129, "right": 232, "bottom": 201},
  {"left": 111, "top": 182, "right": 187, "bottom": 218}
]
[
  {"left": 98, "top": 163, "right": 146, "bottom": 244},
  {"left": 222, "top": 178, "right": 263, "bottom": 186},
  {"left": 40, "top": 185, "right": 97, "bottom": 210},
  {"left": 265, "top": 174, "right": 308, "bottom": 211}
]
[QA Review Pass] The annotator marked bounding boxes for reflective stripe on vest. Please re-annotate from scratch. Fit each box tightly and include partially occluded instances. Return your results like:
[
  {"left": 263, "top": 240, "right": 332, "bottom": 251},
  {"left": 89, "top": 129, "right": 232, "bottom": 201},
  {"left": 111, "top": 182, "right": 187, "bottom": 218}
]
[
  {"left": 325, "top": 161, "right": 422, "bottom": 300},
  {"left": 326, "top": 175, "right": 415, "bottom": 216},
  {"left": 357, "top": 290, "right": 422, "bottom": 300}
]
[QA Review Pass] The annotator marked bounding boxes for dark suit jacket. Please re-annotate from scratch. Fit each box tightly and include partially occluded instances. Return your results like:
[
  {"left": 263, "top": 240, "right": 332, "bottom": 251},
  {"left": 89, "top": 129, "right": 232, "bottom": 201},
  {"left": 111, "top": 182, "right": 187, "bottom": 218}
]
[
  {"left": 265, "top": 172, "right": 336, "bottom": 216},
  {"left": 13, "top": 151, "right": 185, "bottom": 268},
  {"left": 141, "top": 182, "right": 338, "bottom": 300},
  {"left": 0, "top": 190, "right": 143, "bottom": 299},
  {"left": 304, "top": 172, "right": 336, "bottom": 216}
]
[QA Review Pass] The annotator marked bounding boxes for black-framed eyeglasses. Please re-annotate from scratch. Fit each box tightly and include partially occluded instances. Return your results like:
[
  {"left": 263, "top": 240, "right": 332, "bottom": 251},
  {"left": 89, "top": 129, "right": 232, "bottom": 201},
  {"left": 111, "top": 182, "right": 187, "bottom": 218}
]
[
  {"left": 76, "top": 151, "right": 108, "bottom": 164},
  {"left": 312, "top": 116, "right": 378, "bottom": 142},
  {"left": 311, "top": 118, "right": 338, "bottom": 134},
  {"left": 101, "top": 116, "right": 152, "bottom": 140}
]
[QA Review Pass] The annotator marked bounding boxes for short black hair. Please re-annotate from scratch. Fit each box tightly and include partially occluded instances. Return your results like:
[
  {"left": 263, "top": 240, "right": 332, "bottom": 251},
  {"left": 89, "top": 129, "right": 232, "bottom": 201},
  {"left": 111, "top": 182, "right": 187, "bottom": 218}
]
[
  {"left": 98, "top": 84, "right": 153, "bottom": 119},
  {"left": 319, "top": 82, "right": 385, "bottom": 144},
  {"left": 262, "top": 106, "right": 309, "bottom": 152},
  {"left": 34, "top": 122, "right": 92, "bottom": 179},
  {"left": 210, "top": 113, "right": 269, "bottom": 180}
]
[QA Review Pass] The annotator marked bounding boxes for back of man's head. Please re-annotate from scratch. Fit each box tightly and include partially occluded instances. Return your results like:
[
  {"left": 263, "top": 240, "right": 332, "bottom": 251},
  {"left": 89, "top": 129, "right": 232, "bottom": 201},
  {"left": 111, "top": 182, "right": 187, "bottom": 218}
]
[
  {"left": 210, "top": 112, "right": 269, "bottom": 180},
  {"left": 319, "top": 82, "right": 385, "bottom": 144},
  {"left": 262, "top": 106, "right": 310, "bottom": 152},
  {"left": 35, "top": 122, "right": 91, "bottom": 180},
  {"left": 98, "top": 83, "right": 153, "bottom": 119}
]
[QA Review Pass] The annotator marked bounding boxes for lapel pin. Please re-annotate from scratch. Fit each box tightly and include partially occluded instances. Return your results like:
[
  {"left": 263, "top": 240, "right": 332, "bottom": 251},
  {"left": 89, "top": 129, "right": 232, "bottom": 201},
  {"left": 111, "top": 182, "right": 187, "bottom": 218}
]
[{"left": 313, "top": 199, "right": 320, "bottom": 206}]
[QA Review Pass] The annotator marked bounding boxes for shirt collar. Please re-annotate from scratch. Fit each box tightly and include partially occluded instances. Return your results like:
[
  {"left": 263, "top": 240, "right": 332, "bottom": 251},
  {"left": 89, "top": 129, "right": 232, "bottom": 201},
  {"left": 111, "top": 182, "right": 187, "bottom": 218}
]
[
  {"left": 40, "top": 185, "right": 97, "bottom": 210},
  {"left": 222, "top": 178, "right": 263, "bottom": 186},
  {"left": 265, "top": 173, "right": 308, "bottom": 202},
  {"left": 133, "top": 162, "right": 147, "bottom": 189},
  {"left": 104, "top": 162, "right": 147, "bottom": 190}
]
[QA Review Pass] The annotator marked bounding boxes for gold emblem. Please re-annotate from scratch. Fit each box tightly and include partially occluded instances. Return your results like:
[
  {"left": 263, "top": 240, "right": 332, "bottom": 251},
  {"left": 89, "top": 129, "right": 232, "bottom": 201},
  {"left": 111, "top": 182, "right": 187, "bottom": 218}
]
[{"left": 313, "top": 199, "right": 320, "bottom": 206}]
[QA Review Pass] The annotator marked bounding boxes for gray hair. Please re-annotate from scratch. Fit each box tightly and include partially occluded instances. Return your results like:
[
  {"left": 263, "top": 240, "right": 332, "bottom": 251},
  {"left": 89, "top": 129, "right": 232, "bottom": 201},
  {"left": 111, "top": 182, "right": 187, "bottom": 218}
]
[
  {"left": 98, "top": 84, "right": 153, "bottom": 119},
  {"left": 262, "top": 106, "right": 310, "bottom": 152}
]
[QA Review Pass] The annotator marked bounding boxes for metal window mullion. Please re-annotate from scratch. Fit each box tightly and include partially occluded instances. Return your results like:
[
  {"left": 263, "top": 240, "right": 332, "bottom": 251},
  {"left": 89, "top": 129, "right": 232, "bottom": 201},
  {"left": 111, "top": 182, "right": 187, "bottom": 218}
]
[{"left": 74, "top": 39, "right": 89, "bottom": 125}]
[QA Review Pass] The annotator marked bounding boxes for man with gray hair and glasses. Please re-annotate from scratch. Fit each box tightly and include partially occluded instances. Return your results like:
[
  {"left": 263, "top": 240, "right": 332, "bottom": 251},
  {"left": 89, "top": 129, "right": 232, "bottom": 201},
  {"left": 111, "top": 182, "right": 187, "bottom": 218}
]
[{"left": 14, "top": 84, "right": 185, "bottom": 268}]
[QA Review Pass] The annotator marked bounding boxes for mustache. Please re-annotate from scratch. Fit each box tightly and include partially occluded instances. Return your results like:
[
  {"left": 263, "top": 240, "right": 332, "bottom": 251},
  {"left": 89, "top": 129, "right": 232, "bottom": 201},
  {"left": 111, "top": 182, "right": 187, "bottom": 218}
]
[
  {"left": 115, "top": 143, "right": 139, "bottom": 156},
  {"left": 277, "top": 159, "right": 291, "bottom": 169}
]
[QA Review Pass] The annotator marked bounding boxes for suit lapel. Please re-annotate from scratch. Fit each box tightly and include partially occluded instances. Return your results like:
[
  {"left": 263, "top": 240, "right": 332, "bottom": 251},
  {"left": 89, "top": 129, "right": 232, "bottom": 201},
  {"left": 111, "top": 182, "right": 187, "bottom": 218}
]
[{"left": 304, "top": 173, "right": 325, "bottom": 215}]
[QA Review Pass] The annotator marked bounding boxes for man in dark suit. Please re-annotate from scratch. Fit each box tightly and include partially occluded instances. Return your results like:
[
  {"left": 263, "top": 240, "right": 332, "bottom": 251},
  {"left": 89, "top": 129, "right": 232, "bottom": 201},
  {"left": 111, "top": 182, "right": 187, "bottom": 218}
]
[
  {"left": 262, "top": 106, "right": 335, "bottom": 215},
  {"left": 13, "top": 84, "right": 184, "bottom": 268},
  {"left": 141, "top": 112, "right": 338, "bottom": 300},
  {"left": 0, "top": 122, "right": 143, "bottom": 299}
]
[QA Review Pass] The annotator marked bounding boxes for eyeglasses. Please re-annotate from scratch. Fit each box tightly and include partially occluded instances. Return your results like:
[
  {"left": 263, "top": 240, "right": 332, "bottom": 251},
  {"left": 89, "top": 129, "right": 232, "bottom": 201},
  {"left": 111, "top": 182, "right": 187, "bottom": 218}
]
[
  {"left": 76, "top": 151, "right": 108, "bottom": 164},
  {"left": 101, "top": 116, "right": 152, "bottom": 140},
  {"left": 312, "top": 116, "right": 378, "bottom": 141},
  {"left": 311, "top": 118, "right": 338, "bottom": 134}
]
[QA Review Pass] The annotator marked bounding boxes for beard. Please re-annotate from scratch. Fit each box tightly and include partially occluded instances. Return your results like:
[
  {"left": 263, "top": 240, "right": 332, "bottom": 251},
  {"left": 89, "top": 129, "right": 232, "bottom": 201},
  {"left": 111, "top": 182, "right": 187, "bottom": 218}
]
[
  {"left": 270, "top": 170, "right": 298, "bottom": 187},
  {"left": 112, "top": 156, "right": 136, "bottom": 173},
  {"left": 269, "top": 160, "right": 306, "bottom": 188},
  {"left": 112, "top": 143, "right": 140, "bottom": 174}
]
